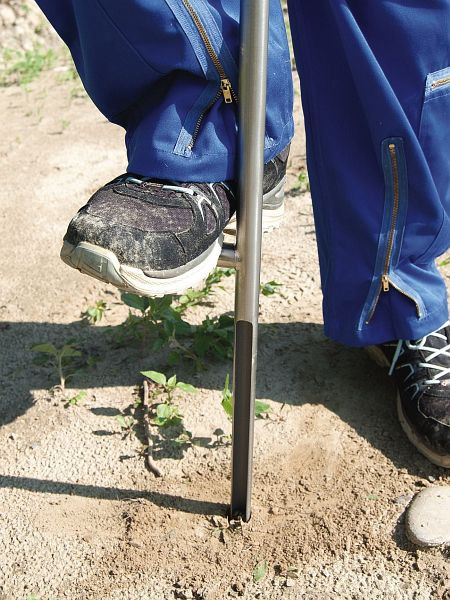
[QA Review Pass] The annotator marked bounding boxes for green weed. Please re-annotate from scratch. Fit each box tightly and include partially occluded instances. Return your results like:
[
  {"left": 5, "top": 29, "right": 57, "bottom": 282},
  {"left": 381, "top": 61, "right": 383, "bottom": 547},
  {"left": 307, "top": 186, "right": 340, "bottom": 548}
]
[
  {"left": 438, "top": 257, "right": 450, "bottom": 268},
  {"left": 82, "top": 299, "right": 108, "bottom": 324},
  {"left": 115, "top": 414, "right": 137, "bottom": 438},
  {"left": 260, "top": 280, "right": 283, "bottom": 297},
  {"left": 31, "top": 342, "right": 82, "bottom": 392},
  {"left": 65, "top": 390, "right": 87, "bottom": 407},
  {"left": 221, "top": 374, "right": 271, "bottom": 420},
  {"left": 291, "top": 170, "right": 310, "bottom": 194},
  {"left": 0, "top": 46, "right": 57, "bottom": 86},
  {"left": 116, "top": 269, "right": 236, "bottom": 369},
  {"left": 142, "top": 370, "right": 198, "bottom": 447},
  {"left": 253, "top": 560, "right": 268, "bottom": 584}
]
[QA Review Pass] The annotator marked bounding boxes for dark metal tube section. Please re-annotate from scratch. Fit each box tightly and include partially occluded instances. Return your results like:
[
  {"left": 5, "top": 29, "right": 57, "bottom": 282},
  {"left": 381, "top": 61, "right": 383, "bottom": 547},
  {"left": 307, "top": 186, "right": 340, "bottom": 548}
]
[
  {"left": 218, "top": 242, "right": 239, "bottom": 269},
  {"left": 230, "top": 0, "right": 270, "bottom": 521}
]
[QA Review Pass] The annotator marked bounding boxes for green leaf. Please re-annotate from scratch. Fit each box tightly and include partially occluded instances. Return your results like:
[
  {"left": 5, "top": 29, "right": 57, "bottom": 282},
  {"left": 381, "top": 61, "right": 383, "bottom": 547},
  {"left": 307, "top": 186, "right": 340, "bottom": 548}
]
[
  {"left": 221, "top": 395, "right": 233, "bottom": 418},
  {"left": 253, "top": 561, "right": 268, "bottom": 583},
  {"left": 61, "top": 345, "right": 82, "bottom": 358},
  {"left": 176, "top": 382, "right": 197, "bottom": 393},
  {"left": 67, "top": 391, "right": 87, "bottom": 406},
  {"left": 254, "top": 401, "right": 271, "bottom": 418},
  {"left": 150, "top": 338, "right": 166, "bottom": 352},
  {"left": 121, "top": 292, "right": 150, "bottom": 312},
  {"left": 156, "top": 403, "right": 171, "bottom": 419},
  {"left": 115, "top": 415, "right": 127, "bottom": 429},
  {"left": 31, "top": 342, "right": 57, "bottom": 355},
  {"left": 167, "top": 374, "right": 177, "bottom": 388},
  {"left": 141, "top": 370, "right": 167, "bottom": 386}
]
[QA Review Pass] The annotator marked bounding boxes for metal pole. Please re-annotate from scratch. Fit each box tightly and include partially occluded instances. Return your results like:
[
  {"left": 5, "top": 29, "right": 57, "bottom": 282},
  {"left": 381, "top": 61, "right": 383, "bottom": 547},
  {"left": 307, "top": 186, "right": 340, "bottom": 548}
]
[{"left": 229, "top": 0, "right": 270, "bottom": 522}]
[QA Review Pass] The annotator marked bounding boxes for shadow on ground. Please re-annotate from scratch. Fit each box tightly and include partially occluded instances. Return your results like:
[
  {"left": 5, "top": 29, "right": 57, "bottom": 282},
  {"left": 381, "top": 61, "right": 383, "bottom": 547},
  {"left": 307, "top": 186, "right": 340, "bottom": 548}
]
[{"left": 0, "top": 319, "right": 445, "bottom": 482}]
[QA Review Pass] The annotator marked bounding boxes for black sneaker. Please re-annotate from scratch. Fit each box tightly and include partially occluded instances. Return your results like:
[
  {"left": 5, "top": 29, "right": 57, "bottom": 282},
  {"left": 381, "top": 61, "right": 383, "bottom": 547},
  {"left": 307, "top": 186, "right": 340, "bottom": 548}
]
[
  {"left": 224, "top": 144, "right": 289, "bottom": 234},
  {"left": 367, "top": 321, "right": 450, "bottom": 468},
  {"left": 60, "top": 148, "right": 289, "bottom": 297}
]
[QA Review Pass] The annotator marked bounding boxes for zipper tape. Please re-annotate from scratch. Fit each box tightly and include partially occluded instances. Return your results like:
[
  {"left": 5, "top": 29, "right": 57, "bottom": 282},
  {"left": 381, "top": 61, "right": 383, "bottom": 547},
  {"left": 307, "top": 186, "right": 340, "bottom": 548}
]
[
  {"left": 163, "top": 0, "right": 238, "bottom": 90},
  {"left": 173, "top": 80, "right": 220, "bottom": 157},
  {"left": 425, "top": 66, "right": 450, "bottom": 99},
  {"left": 358, "top": 137, "right": 416, "bottom": 329},
  {"left": 184, "top": 0, "right": 239, "bottom": 91},
  {"left": 163, "top": 0, "right": 217, "bottom": 79}
]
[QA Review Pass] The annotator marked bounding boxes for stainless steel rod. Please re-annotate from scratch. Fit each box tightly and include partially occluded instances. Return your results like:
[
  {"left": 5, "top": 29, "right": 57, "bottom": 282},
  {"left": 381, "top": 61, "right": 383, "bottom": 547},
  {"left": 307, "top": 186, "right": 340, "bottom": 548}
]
[{"left": 230, "top": 0, "right": 270, "bottom": 521}]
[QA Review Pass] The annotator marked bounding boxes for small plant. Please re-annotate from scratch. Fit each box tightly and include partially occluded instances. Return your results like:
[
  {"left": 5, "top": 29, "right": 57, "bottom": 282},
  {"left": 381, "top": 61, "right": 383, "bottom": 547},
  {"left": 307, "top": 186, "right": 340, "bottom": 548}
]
[
  {"left": 117, "top": 273, "right": 235, "bottom": 369},
  {"left": 439, "top": 257, "right": 450, "bottom": 268},
  {"left": 176, "top": 268, "right": 234, "bottom": 313},
  {"left": 151, "top": 402, "right": 184, "bottom": 428},
  {"left": 291, "top": 170, "right": 310, "bottom": 194},
  {"left": 221, "top": 374, "right": 271, "bottom": 420},
  {"left": 141, "top": 371, "right": 196, "bottom": 442},
  {"left": 260, "top": 280, "right": 283, "bottom": 297},
  {"left": 66, "top": 390, "right": 87, "bottom": 407},
  {"left": 253, "top": 560, "right": 268, "bottom": 584},
  {"left": 0, "top": 46, "right": 56, "bottom": 86},
  {"left": 31, "top": 342, "right": 82, "bottom": 392},
  {"left": 115, "top": 414, "right": 137, "bottom": 438},
  {"left": 82, "top": 299, "right": 108, "bottom": 324}
]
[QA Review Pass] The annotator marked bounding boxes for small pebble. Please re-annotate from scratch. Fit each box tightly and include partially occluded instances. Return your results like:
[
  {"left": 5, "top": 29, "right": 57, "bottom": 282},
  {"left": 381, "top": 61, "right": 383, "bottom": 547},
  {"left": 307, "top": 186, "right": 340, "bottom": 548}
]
[
  {"left": 285, "top": 578, "right": 295, "bottom": 588},
  {"left": 405, "top": 486, "right": 450, "bottom": 547}
]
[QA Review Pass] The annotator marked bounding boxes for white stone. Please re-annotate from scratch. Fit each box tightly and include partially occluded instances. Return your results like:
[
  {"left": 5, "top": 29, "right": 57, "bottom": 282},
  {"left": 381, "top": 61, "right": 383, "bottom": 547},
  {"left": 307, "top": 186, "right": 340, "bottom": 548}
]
[{"left": 405, "top": 486, "right": 450, "bottom": 547}]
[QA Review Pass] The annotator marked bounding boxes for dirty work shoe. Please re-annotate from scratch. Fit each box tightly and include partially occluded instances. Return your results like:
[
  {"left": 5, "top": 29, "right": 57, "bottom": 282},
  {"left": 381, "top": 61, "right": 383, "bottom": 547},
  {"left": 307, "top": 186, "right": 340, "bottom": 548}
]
[
  {"left": 367, "top": 321, "right": 450, "bottom": 468},
  {"left": 60, "top": 148, "right": 289, "bottom": 297},
  {"left": 224, "top": 144, "right": 289, "bottom": 235},
  {"left": 60, "top": 176, "right": 235, "bottom": 297}
]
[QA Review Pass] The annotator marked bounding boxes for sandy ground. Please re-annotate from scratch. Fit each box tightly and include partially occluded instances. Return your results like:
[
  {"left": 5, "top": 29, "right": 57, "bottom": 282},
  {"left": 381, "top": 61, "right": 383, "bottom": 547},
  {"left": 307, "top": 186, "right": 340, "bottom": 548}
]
[{"left": 0, "top": 58, "right": 449, "bottom": 600}]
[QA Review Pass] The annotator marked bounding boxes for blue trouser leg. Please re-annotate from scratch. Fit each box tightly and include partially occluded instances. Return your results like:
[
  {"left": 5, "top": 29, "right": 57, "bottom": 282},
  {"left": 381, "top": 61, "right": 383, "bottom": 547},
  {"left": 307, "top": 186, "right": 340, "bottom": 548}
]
[
  {"left": 35, "top": 0, "right": 450, "bottom": 347},
  {"left": 34, "top": 0, "right": 294, "bottom": 182},
  {"left": 288, "top": 0, "right": 450, "bottom": 346}
]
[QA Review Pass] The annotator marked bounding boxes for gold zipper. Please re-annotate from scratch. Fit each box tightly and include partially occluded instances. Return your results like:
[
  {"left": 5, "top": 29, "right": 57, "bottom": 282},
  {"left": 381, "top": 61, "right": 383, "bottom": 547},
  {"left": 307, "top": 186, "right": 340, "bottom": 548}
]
[
  {"left": 380, "top": 143, "right": 400, "bottom": 294},
  {"left": 431, "top": 77, "right": 450, "bottom": 89},
  {"left": 181, "top": 0, "right": 237, "bottom": 151},
  {"left": 187, "top": 88, "right": 222, "bottom": 150},
  {"left": 366, "top": 142, "right": 422, "bottom": 324},
  {"left": 181, "top": 0, "right": 237, "bottom": 104}
]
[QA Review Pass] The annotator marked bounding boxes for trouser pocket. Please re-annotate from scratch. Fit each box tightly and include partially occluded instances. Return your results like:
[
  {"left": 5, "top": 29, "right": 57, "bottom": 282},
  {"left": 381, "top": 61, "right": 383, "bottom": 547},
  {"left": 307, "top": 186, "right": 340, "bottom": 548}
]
[
  {"left": 358, "top": 137, "right": 426, "bottom": 329},
  {"left": 415, "top": 66, "right": 450, "bottom": 263}
]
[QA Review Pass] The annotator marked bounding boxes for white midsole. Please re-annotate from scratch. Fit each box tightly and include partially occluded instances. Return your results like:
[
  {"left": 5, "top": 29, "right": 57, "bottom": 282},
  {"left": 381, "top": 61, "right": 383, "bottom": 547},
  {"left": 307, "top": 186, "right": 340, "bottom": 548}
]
[{"left": 60, "top": 237, "right": 223, "bottom": 297}]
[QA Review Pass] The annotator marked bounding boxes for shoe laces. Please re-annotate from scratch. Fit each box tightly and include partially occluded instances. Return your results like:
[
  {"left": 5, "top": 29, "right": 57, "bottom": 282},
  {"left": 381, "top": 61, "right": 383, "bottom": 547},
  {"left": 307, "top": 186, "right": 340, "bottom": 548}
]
[{"left": 389, "top": 320, "right": 450, "bottom": 386}]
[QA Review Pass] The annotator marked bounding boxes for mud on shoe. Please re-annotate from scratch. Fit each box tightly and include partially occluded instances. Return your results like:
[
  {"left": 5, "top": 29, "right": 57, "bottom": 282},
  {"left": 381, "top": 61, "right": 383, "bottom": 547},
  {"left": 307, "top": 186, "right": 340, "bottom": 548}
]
[
  {"left": 367, "top": 321, "right": 450, "bottom": 468},
  {"left": 60, "top": 175, "right": 235, "bottom": 297}
]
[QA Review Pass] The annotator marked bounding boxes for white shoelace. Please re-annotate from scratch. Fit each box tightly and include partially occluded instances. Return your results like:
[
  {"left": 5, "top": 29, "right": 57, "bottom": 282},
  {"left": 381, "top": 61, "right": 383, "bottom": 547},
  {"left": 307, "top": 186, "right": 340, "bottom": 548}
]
[{"left": 389, "top": 321, "right": 450, "bottom": 393}]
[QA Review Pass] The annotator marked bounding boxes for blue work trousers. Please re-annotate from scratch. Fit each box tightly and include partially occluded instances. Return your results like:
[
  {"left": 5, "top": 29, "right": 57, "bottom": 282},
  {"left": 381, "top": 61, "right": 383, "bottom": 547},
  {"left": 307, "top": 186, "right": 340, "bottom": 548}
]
[{"left": 35, "top": 0, "right": 450, "bottom": 347}]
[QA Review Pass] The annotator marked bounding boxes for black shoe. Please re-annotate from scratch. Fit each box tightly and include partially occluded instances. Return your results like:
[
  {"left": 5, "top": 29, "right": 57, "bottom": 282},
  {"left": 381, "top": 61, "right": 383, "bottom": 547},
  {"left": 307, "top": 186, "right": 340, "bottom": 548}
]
[
  {"left": 60, "top": 148, "right": 289, "bottom": 296},
  {"left": 224, "top": 144, "right": 289, "bottom": 234},
  {"left": 368, "top": 321, "right": 450, "bottom": 468}
]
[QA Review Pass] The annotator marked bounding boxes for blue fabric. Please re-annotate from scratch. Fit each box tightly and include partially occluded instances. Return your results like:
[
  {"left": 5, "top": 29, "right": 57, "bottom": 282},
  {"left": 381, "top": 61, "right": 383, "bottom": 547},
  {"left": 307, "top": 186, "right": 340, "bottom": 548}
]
[
  {"left": 288, "top": 0, "right": 450, "bottom": 346},
  {"left": 34, "top": 0, "right": 294, "bottom": 181},
  {"left": 35, "top": 0, "right": 450, "bottom": 347}
]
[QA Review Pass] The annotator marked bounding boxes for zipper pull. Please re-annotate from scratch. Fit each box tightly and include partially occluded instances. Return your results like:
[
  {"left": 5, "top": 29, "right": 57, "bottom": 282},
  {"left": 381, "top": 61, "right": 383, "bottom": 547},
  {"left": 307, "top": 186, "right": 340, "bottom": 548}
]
[
  {"left": 221, "top": 79, "right": 233, "bottom": 104},
  {"left": 382, "top": 274, "right": 390, "bottom": 292}
]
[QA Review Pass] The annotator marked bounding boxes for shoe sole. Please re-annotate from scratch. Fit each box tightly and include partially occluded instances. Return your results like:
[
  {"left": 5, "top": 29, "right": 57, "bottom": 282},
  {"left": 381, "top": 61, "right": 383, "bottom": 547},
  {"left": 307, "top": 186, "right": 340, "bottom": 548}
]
[
  {"left": 60, "top": 235, "right": 223, "bottom": 297},
  {"left": 224, "top": 177, "right": 285, "bottom": 235},
  {"left": 366, "top": 345, "right": 450, "bottom": 468}
]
